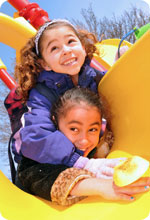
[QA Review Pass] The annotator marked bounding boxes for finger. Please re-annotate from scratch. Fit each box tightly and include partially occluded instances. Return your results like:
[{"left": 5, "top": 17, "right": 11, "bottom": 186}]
[
  {"left": 129, "top": 177, "right": 150, "bottom": 187},
  {"left": 106, "top": 158, "right": 126, "bottom": 168},
  {"left": 116, "top": 193, "right": 135, "bottom": 201},
  {"left": 115, "top": 185, "right": 150, "bottom": 195},
  {"left": 101, "top": 166, "right": 114, "bottom": 176},
  {"left": 96, "top": 173, "right": 113, "bottom": 179},
  {"left": 96, "top": 167, "right": 114, "bottom": 179}
]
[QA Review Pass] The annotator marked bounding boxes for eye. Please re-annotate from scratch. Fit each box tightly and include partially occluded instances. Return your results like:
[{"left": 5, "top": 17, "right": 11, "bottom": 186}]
[
  {"left": 70, "top": 127, "right": 78, "bottom": 132},
  {"left": 89, "top": 128, "right": 98, "bottom": 132},
  {"left": 68, "top": 38, "right": 76, "bottom": 44},
  {"left": 51, "top": 46, "right": 58, "bottom": 52}
]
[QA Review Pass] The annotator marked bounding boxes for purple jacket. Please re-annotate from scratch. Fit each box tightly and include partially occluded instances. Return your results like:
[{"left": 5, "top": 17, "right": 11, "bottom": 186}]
[{"left": 20, "top": 60, "right": 105, "bottom": 166}]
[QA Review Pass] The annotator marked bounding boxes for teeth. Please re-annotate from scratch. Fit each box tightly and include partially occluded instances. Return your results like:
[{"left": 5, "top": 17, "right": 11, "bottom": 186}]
[
  {"left": 63, "top": 58, "right": 76, "bottom": 65},
  {"left": 79, "top": 148, "right": 89, "bottom": 151}
]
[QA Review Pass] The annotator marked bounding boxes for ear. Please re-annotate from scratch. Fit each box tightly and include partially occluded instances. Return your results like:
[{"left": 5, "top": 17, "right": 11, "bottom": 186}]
[
  {"left": 38, "top": 59, "right": 51, "bottom": 71},
  {"left": 51, "top": 115, "right": 58, "bottom": 128},
  {"left": 82, "top": 45, "right": 87, "bottom": 56},
  {"left": 52, "top": 115, "right": 55, "bottom": 121}
]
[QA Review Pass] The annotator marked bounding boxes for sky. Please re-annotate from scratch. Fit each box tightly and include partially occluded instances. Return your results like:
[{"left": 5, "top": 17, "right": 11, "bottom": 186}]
[{"left": 0, "top": 0, "right": 150, "bottom": 75}]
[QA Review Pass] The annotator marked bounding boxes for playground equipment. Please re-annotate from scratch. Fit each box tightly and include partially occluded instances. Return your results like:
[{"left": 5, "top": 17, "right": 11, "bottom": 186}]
[{"left": 0, "top": 1, "right": 150, "bottom": 220}]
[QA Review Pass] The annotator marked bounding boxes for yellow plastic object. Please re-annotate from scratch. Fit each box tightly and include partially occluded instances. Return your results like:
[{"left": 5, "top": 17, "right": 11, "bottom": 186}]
[
  {"left": 95, "top": 39, "right": 132, "bottom": 67},
  {"left": 0, "top": 167, "right": 150, "bottom": 220},
  {"left": 0, "top": 58, "right": 7, "bottom": 70},
  {"left": 114, "top": 156, "right": 150, "bottom": 187},
  {"left": 99, "top": 30, "right": 150, "bottom": 161},
  {"left": 0, "top": 13, "right": 36, "bottom": 51}
]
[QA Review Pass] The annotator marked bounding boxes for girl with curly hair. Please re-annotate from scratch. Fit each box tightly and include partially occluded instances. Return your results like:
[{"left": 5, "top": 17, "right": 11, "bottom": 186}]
[{"left": 14, "top": 19, "right": 112, "bottom": 180}]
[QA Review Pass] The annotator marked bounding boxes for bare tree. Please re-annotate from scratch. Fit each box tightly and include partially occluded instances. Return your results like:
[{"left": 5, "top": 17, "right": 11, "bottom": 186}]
[
  {"left": 0, "top": 81, "right": 11, "bottom": 150},
  {"left": 72, "top": 4, "right": 150, "bottom": 43}
]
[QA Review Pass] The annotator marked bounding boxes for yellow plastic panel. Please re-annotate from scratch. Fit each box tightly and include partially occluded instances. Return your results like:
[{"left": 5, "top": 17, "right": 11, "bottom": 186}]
[
  {"left": 0, "top": 13, "right": 36, "bottom": 50},
  {"left": 96, "top": 39, "right": 132, "bottom": 67},
  {"left": 99, "top": 30, "right": 150, "bottom": 161},
  {"left": 0, "top": 169, "right": 150, "bottom": 220},
  {"left": 0, "top": 58, "right": 7, "bottom": 70}
]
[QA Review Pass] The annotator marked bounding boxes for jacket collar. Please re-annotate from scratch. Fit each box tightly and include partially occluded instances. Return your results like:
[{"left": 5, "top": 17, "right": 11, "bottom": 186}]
[{"left": 37, "top": 58, "right": 96, "bottom": 91}]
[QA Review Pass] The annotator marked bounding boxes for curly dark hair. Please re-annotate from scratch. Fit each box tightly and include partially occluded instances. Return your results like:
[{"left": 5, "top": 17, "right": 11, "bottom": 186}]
[{"left": 14, "top": 20, "right": 99, "bottom": 103}]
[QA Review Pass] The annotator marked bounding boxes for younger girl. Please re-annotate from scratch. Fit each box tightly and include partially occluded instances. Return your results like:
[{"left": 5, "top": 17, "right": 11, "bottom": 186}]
[
  {"left": 17, "top": 88, "right": 150, "bottom": 205},
  {"left": 14, "top": 19, "right": 110, "bottom": 173}
]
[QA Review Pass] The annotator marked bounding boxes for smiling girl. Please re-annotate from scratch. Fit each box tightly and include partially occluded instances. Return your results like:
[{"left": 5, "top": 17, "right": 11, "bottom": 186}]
[
  {"left": 17, "top": 88, "right": 150, "bottom": 205},
  {"left": 14, "top": 19, "right": 108, "bottom": 172}
]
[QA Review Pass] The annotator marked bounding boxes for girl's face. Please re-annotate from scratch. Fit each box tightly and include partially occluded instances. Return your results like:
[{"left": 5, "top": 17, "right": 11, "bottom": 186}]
[
  {"left": 40, "top": 26, "right": 86, "bottom": 77},
  {"left": 58, "top": 103, "right": 101, "bottom": 156}
]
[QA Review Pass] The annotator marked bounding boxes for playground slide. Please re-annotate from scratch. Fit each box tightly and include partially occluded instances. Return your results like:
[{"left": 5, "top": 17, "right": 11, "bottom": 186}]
[
  {"left": 95, "top": 38, "right": 132, "bottom": 67},
  {"left": 0, "top": 12, "right": 36, "bottom": 51},
  {"left": 0, "top": 6, "right": 150, "bottom": 220},
  {"left": 99, "top": 30, "right": 150, "bottom": 161}
]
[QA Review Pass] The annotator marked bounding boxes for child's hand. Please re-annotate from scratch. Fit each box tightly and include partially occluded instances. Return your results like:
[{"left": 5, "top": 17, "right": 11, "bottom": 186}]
[
  {"left": 84, "top": 158, "right": 125, "bottom": 179},
  {"left": 114, "top": 45, "right": 129, "bottom": 62},
  {"left": 97, "top": 177, "right": 150, "bottom": 201},
  {"left": 111, "top": 177, "right": 150, "bottom": 201},
  {"left": 70, "top": 175, "right": 150, "bottom": 202}
]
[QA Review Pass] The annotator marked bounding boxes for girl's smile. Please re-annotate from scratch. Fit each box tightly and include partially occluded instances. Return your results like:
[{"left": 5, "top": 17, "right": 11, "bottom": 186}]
[
  {"left": 62, "top": 57, "right": 77, "bottom": 66},
  {"left": 58, "top": 102, "right": 101, "bottom": 156}
]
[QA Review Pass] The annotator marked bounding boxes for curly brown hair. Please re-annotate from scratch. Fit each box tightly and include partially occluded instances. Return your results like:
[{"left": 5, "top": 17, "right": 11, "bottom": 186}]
[{"left": 14, "top": 20, "right": 99, "bottom": 103}]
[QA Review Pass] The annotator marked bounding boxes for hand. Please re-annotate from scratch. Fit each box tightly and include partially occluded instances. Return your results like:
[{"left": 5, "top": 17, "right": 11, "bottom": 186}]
[
  {"left": 114, "top": 45, "right": 129, "bottom": 61},
  {"left": 101, "top": 177, "right": 150, "bottom": 201},
  {"left": 70, "top": 175, "right": 150, "bottom": 202},
  {"left": 84, "top": 158, "right": 125, "bottom": 179}
]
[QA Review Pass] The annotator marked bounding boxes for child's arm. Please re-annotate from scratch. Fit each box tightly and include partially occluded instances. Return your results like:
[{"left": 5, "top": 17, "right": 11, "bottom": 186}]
[
  {"left": 74, "top": 156, "right": 124, "bottom": 179},
  {"left": 83, "top": 158, "right": 124, "bottom": 179},
  {"left": 51, "top": 167, "right": 150, "bottom": 205},
  {"left": 70, "top": 176, "right": 150, "bottom": 201},
  {"left": 20, "top": 89, "right": 85, "bottom": 166},
  {"left": 51, "top": 167, "right": 95, "bottom": 205}
]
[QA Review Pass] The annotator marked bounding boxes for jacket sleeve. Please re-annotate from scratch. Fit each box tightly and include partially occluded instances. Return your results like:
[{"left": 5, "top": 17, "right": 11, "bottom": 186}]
[
  {"left": 94, "top": 69, "right": 107, "bottom": 85},
  {"left": 51, "top": 167, "right": 95, "bottom": 206},
  {"left": 17, "top": 156, "right": 94, "bottom": 204},
  {"left": 20, "top": 88, "right": 83, "bottom": 166}
]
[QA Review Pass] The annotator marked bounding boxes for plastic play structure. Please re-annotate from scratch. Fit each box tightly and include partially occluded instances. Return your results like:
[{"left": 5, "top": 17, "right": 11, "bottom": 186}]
[{"left": 0, "top": 1, "right": 150, "bottom": 220}]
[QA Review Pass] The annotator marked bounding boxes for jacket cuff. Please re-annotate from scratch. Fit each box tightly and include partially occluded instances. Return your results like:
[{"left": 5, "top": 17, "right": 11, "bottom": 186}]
[
  {"left": 73, "top": 156, "right": 89, "bottom": 168},
  {"left": 67, "top": 152, "right": 82, "bottom": 167},
  {"left": 51, "top": 167, "right": 94, "bottom": 206}
]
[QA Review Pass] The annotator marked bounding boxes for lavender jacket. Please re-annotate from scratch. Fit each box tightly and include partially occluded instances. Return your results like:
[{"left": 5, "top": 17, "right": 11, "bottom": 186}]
[{"left": 20, "top": 59, "right": 105, "bottom": 166}]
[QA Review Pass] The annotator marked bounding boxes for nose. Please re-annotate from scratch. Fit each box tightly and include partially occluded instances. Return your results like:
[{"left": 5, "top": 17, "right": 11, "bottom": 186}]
[
  {"left": 62, "top": 45, "right": 71, "bottom": 54},
  {"left": 78, "top": 133, "right": 89, "bottom": 150}
]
